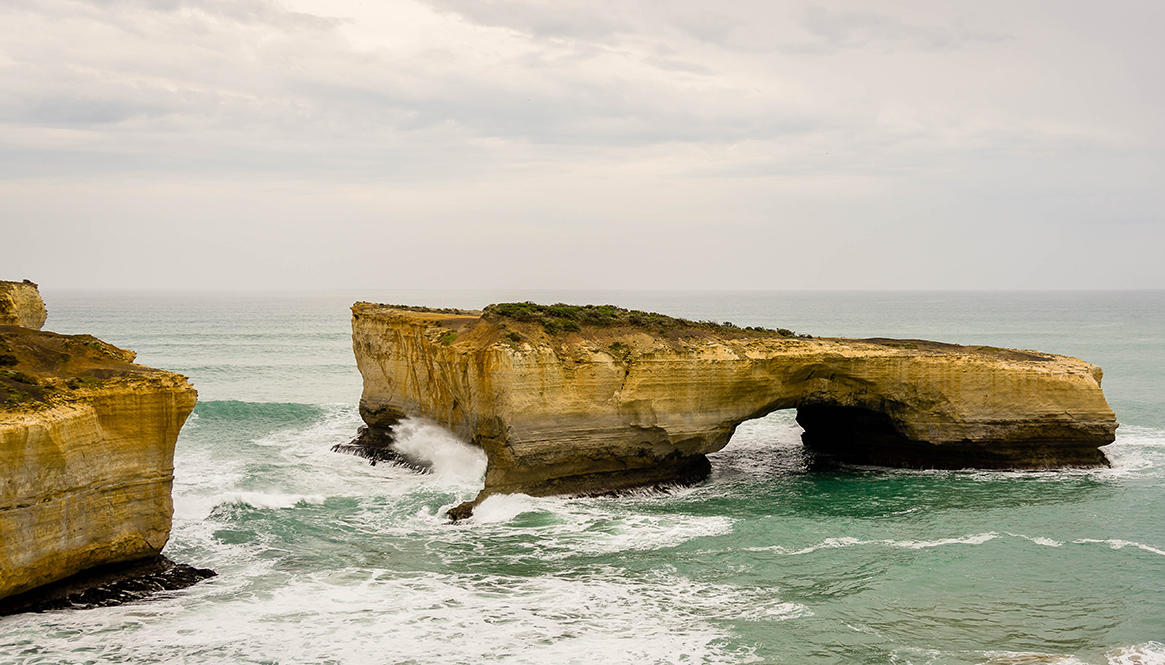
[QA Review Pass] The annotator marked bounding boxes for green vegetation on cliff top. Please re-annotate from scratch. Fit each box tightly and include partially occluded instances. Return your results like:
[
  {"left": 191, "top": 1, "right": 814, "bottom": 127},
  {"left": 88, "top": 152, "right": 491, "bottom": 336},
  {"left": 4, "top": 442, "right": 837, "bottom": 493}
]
[
  {"left": 0, "top": 329, "right": 137, "bottom": 409},
  {"left": 481, "top": 302, "right": 808, "bottom": 338}
]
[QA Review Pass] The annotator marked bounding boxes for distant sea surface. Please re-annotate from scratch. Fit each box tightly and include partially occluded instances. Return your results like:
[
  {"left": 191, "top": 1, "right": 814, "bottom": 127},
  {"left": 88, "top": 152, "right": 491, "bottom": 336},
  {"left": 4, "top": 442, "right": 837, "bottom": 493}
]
[{"left": 2, "top": 290, "right": 1163, "bottom": 665}]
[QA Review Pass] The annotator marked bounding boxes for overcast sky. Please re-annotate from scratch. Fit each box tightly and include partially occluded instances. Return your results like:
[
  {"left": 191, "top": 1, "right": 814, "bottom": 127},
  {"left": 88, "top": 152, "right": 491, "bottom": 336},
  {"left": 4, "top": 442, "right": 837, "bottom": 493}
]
[{"left": 2, "top": 0, "right": 1162, "bottom": 290}]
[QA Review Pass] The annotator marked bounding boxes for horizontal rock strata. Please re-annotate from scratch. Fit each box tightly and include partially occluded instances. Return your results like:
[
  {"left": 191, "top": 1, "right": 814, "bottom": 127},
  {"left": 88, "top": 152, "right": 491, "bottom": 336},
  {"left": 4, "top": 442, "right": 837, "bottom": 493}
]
[
  {"left": 1, "top": 292, "right": 197, "bottom": 602},
  {"left": 349, "top": 303, "right": 1118, "bottom": 517}
]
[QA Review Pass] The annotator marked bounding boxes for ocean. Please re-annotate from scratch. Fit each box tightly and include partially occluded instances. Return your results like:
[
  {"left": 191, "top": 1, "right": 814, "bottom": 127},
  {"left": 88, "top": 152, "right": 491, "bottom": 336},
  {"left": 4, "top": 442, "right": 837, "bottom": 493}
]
[{"left": 2, "top": 290, "right": 1163, "bottom": 665}]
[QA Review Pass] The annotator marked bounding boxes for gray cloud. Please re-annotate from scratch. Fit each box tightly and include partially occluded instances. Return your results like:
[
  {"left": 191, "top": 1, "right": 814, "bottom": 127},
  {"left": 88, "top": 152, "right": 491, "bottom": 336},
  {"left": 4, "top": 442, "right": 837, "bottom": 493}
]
[
  {"left": 0, "top": 0, "right": 1161, "bottom": 289},
  {"left": 31, "top": 0, "right": 340, "bottom": 31},
  {"left": 418, "top": 0, "right": 638, "bottom": 41},
  {"left": 793, "top": 5, "right": 1009, "bottom": 52}
]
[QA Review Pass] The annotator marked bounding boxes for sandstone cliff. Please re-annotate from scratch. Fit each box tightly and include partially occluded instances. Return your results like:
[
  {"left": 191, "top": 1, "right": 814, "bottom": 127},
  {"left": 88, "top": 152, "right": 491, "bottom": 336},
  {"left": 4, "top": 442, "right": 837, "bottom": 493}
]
[
  {"left": 350, "top": 302, "right": 1118, "bottom": 517},
  {"left": 1, "top": 289, "right": 197, "bottom": 602},
  {"left": 0, "top": 280, "right": 47, "bottom": 330}
]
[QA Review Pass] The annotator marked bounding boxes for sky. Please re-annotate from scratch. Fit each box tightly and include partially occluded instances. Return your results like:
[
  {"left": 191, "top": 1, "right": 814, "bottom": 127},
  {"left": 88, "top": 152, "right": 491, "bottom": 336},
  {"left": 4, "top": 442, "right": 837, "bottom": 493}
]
[{"left": 1, "top": 0, "right": 1162, "bottom": 291}]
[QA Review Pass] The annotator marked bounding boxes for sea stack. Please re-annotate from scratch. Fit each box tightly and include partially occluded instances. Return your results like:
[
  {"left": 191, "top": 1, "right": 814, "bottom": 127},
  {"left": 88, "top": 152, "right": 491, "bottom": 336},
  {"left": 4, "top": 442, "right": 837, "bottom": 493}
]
[
  {"left": 0, "top": 280, "right": 48, "bottom": 330},
  {"left": 348, "top": 302, "right": 1118, "bottom": 518},
  {"left": 1, "top": 281, "right": 202, "bottom": 610}
]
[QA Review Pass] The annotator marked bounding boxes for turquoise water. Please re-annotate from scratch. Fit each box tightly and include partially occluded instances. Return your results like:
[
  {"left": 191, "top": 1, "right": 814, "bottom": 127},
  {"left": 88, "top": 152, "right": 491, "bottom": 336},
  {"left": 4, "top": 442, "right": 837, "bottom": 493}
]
[{"left": 2, "top": 290, "right": 1163, "bottom": 664}]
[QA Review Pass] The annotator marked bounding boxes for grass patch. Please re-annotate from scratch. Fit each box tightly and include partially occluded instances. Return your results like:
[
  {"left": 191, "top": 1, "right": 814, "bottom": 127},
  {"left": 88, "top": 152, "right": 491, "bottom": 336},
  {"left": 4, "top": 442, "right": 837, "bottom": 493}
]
[
  {"left": 378, "top": 304, "right": 478, "bottom": 315},
  {"left": 482, "top": 302, "right": 809, "bottom": 338},
  {"left": 0, "top": 369, "right": 37, "bottom": 385},
  {"left": 67, "top": 376, "right": 103, "bottom": 389}
]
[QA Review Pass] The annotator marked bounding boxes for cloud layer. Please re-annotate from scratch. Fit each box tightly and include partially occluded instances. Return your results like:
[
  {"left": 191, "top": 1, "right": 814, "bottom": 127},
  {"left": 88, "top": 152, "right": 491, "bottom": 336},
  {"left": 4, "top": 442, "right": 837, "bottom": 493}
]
[{"left": 2, "top": 0, "right": 1162, "bottom": 289}]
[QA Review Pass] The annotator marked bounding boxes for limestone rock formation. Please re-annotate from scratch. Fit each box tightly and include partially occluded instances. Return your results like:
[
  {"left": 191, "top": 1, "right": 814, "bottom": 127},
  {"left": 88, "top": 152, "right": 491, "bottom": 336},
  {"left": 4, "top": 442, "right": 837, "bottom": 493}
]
[
  {"left": 349, "top": 302, "right": 1118, "bottom": 517},
  {"left": 0, "top": 280, "right": 48, "bottom": 330},
  {"left": 1, "top": 312, "right": 197, "bottom": 602}
]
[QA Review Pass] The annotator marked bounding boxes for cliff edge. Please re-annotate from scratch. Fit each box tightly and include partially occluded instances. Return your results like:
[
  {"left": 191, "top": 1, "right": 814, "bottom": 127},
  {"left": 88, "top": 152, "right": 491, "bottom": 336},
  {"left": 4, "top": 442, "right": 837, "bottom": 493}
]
[
  {"left": 0, "top": 285, "right": 199, "bottom": 604},
  {"left": 349, "top": 302, "right": 1118, "bottom": 518}
]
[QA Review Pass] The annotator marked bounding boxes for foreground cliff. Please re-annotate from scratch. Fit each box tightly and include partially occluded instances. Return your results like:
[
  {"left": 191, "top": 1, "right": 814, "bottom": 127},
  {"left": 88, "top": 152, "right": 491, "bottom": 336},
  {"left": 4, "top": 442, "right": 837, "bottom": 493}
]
[
  {"left": 350, "top": 302, "right": 1118, "bottom": 517},
  {"left": 1, "top": 288, "right": 199, "bottom": 606}
]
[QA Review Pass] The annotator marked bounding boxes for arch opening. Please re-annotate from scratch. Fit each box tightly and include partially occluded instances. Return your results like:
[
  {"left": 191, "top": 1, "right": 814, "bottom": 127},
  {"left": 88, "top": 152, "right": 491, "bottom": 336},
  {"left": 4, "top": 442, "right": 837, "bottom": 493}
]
[
  {"left": 718, "top": 401, "right": 958, "bottom": 472},
  {"left": 795, "top": 403, "right": 922, "bottom": 468},
  {"left": 716, "top": 403, "right": 922, "bottom": 474},
  {"left": 714, "top": 409, "right": 810, "bottom": 477}
]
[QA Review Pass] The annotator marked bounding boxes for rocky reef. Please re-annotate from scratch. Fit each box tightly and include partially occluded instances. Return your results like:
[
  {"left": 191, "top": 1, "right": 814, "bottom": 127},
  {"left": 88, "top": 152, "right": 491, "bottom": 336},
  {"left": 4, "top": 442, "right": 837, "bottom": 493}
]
[
  {"left": 349, "top": 302, "right": 1118, "bottom": 518},
  {"left": 1, "top": 283, "right": 200, "bottom": 606}
]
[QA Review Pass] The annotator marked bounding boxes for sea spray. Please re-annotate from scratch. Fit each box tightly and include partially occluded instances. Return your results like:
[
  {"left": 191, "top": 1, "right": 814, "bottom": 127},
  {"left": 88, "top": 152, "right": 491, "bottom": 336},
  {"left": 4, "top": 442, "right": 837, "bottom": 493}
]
[{"left": 391, "top": 419, "right": 488, "bottom": 485}]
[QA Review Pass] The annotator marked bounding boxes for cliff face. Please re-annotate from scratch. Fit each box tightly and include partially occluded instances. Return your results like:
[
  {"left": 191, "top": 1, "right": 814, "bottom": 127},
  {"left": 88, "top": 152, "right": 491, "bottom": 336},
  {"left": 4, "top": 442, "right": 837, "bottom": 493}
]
[
  {"left": 351, "top": 303, "right": 1117, "bottom": 515},
  {"left": 0, "top": 290, "right": 196, "bottom": 601},
  {"left": 0, "top": 280, "right": 48, "bottom": 330}
]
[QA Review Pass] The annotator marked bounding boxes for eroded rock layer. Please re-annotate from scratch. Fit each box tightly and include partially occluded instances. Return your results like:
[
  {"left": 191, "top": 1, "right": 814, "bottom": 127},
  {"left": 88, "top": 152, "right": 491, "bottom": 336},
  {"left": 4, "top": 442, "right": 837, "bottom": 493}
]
[
  {"left": 350, "top": 303, "right": 1118, "bottom": 514},
  {"left": 0, "top": 280, "right": 47, "bottom": 330},
  {"left": 1, "top": 323, "right": 197, "bottom": 601}
]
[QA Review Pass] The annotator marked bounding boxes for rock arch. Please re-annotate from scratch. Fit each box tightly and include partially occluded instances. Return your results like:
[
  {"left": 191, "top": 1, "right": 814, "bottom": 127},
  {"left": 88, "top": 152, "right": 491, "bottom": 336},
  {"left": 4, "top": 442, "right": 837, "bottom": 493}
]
[{"left": 348, "top": 304, "right": 1118, "bottom": 517}]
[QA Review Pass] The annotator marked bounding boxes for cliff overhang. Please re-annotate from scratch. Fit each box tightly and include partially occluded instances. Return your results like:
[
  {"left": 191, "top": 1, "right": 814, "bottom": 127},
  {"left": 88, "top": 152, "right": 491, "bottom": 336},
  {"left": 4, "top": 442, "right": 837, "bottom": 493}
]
[{"left": 348, "top": 302, "right": 1118, "bottom": 518}]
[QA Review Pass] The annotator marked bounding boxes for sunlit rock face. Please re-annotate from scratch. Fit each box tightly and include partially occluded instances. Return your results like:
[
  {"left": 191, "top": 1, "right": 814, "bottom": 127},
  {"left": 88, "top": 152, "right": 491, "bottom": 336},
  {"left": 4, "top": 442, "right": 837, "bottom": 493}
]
[
  {"left": 0, "top": 280, "right": 47, "bottom": 330},
  {"left": 350, "top": 303, "right": 1117, "bottom": 516},
  {"left": 0, "top": 321, "right": 196, "bottom": 601}
]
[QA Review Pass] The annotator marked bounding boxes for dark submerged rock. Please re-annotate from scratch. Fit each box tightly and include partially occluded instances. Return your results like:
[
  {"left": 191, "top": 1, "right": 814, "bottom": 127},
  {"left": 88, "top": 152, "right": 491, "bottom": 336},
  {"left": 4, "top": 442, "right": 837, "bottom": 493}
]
[{"left": 0, "top": 555, "right": 216, "bottom": 616}]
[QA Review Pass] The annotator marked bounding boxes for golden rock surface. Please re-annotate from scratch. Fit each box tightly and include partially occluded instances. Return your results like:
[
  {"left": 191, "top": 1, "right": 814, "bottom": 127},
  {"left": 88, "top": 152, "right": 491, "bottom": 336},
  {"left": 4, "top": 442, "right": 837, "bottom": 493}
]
[
  {"left": 0, "top": 280, "right": 47, "bottom": 330},
  {"left": 351, "top": 303, "right": 1117, "bottom": 515},
  {"left": 1, "top": 325, "right": 196, "bottom": 600}
]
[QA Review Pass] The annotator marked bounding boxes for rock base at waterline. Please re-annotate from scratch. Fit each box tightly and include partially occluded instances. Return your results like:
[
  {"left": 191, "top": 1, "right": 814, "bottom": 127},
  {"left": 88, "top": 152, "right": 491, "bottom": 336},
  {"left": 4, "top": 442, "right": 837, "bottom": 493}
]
[
  {"left": 1, "top": 282, "right": 198, "bottom": 601},
  {"left": 0, "top": 555, "right": 216, "bottom": 615}
]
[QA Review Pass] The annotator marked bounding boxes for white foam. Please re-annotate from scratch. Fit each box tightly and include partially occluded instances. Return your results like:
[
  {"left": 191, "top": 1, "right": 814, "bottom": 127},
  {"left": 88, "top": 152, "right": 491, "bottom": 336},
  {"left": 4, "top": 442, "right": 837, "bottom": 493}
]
[
  {"left": 461, "top": 493, "right": 739, "bottom": 561},
  {"left": 1107, "top": 642, "right": 1165, "bottom": 665},
  {"left": 1097, "top": 426, "right": 1165, "bottom": 476},
  {"left": 723, "top": 411, "right": 804, "bottom": 450},
  {"left": 1006, "top": 532, "right": 1064, "bottom": 547},
  {"left": 566, "top": 513, "right": 737, "bottom": 557},
  {"left": 761, "top": 536, "right": 865, "bottom": 556},
  {"left": 973, "top": 651, "right": 1091, "bottom": 664},
  {"left": 470, "top": 493, "right": 545, "bottom": 523},
  {"left": 196, "top": 491, "right": 324, "bottom": 515},
  {"left": 1073, "top": 539, "right": 1165, "bottom": 557},
  {"left": 1113, "top": 426, "right": 1165, "bottom": 447},
  {"left": 391, "top": 418, "right": 488, "bottom": 486},
  {"left": 890, "top": 532, "right": 1000, "bottom": 549},
  {"left": 748, "top": 533, "right": 1002, "bottom": 555},
  {"left": 760, "top": 531, "right": 1165, "bottom": 562},
  {"left": 711, "top": 410, "right": 809, "bottom": 478},
  {"left": 248, "top": 411, "right": 346, "bottom": 448},
  {"left": 172, "top": 408, "right": 488, "bottom": 524},
  {"left": 1, "top": 567, "right": 807, "bottom": 665}
]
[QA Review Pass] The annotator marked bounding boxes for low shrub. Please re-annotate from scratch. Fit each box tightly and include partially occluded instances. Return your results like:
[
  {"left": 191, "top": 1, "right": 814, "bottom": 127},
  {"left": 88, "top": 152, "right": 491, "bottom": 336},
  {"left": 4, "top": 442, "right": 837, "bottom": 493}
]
[{"left": 481, "top": 302, "right": 807, "bottom": 338}]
